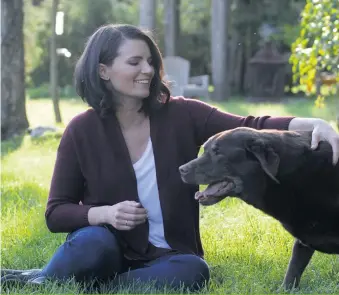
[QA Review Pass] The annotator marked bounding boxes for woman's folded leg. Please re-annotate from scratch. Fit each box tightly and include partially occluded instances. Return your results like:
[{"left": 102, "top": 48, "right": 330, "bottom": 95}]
[
  {"left": 117, "top": 253, "right": 210, "bottom": 291},
  {"left": 40, "top": 225, "right": 124, "bottom": 282}
]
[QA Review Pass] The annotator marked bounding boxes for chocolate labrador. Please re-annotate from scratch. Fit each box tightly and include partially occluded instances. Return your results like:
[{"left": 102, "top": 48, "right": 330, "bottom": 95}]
[{"left": 179, "top": 127, "right": 339, "bottom": 289}]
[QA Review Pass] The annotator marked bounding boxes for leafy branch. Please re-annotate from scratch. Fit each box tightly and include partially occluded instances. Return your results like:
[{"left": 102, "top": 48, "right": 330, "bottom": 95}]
[{"left": 290, "top": 0, "right": 339, "bottom": 107}]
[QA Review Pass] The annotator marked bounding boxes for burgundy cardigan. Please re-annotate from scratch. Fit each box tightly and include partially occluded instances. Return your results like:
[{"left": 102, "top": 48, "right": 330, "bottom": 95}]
[{"left": 45, "top": 97, "right": 294, "bottom": 260}]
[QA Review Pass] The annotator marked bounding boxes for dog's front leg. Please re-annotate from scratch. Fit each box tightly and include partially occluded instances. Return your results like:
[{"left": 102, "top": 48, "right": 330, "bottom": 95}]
[{"left": 282, "top": 239, "right": 315, "bottom": 289}]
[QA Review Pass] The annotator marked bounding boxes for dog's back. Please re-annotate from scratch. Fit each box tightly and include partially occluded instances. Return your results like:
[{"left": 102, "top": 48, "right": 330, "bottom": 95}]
[{"left": 262, "top": 133, "right": 339, "bottom": 253}]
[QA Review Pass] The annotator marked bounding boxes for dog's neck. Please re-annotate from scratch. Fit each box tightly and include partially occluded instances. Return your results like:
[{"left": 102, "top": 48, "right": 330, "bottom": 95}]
[
  {"left": 237, "top": 130, "right": 338, "bottom": 230},
  {"left": 279, "top": 131, "right": 311, "bottom": 171},
  {"left": 271, "top": 130, "right": 336, "bottom": 180}
]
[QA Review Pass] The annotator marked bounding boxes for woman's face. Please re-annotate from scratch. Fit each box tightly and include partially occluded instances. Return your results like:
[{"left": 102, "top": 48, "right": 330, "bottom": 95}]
[{"left": 100, "top": 39, "right": 155, "bottom": 100}]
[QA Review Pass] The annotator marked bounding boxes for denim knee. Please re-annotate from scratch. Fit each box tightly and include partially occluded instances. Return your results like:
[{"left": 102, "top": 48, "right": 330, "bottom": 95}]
[
  {"left": 43, "top": 225, "right": 123, "bottom": 281},
  {"left": 71, "top": 226, "right": 120, "bottom": 256},
  {"left": 169, "top": 254, "right": 210, "bottom": 289}
]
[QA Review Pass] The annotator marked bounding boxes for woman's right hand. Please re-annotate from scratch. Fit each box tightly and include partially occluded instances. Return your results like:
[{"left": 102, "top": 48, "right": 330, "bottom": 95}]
[{"left": 104, "top": 201, "right": 148, "bottom": 230}]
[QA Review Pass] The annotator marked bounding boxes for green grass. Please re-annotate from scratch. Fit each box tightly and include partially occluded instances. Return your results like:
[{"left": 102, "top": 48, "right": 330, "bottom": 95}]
[{"left": 1, "top": 97, "right": 339, "bottom": 294}]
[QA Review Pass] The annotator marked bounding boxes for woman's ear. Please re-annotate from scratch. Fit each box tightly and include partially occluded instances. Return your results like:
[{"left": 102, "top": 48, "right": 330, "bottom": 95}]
[{"left": 99, "top": 63, "right": 109, "bottom": 81}]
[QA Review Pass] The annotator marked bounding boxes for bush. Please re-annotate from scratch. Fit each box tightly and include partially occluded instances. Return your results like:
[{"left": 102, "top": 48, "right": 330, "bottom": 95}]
[
  {"left": 26, "top": 83, "right": 50, "bottom": 99},
  {"left": 27, "top": 84, "right": 78, "bottom": 99}
]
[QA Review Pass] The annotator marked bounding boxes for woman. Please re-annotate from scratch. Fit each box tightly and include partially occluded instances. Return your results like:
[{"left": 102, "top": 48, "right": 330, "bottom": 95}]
[{"left": 2, "top": 24, "right": 338, "bottom": 292}]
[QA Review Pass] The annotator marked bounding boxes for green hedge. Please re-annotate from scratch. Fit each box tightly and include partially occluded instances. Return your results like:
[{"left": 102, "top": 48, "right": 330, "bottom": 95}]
[{"left": 27, "top": 84, "right": 78, "bottom": 99}]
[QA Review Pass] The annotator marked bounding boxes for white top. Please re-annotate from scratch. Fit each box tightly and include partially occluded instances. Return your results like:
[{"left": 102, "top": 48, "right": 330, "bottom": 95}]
[{"left": 132, "top": 138, "right": 171, "bottom": 249}]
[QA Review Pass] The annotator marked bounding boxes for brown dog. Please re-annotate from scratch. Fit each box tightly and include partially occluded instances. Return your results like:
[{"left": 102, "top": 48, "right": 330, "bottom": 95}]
[{"left": 179, "top": 127, "right": 339, "bottom": 289}]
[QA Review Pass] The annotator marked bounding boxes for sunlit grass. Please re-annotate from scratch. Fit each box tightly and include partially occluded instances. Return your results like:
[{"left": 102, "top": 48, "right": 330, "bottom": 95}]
[
  {"left": 1, "top": 97, "right": 339, "bottom": 293},
  {"left": 206, "top": 96, "right": 339, "bottom": 131},
  {"left": 26, "top": 98, "right": 90, "bottom": 128}
]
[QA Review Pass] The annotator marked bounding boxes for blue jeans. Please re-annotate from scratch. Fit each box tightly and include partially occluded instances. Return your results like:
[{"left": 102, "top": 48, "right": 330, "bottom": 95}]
[{"left": 41, "top": 226, "right": 210, "bottom": 291}]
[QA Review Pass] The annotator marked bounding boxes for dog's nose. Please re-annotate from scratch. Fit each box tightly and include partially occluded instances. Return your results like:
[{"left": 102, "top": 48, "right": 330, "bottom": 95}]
[{"left": 179, "top": 165, "right": 188, "bottom": 174}]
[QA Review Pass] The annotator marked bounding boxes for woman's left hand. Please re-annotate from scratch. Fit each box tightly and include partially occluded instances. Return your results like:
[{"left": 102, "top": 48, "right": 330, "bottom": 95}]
[{"left": 310, "top": 120, "right": 339, "bottom": 165}]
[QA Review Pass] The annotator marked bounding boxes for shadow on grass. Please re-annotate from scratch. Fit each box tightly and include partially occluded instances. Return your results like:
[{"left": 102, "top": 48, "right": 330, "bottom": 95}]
[
  {"left": 30, "top": 131, "right": 63, "bottom": 145},
  {"left": 1, "top": 134, "right": 25, "bottom": 159},
  {"left": 1, "top": 131, "right": 63, "bottom": 161},
  {"left": 1, "top": 277, "right": 202, "bottom": 295}
]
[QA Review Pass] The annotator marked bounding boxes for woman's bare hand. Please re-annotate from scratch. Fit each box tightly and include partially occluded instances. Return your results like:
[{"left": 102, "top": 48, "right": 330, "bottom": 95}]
[{"left": 104, "top": 201, "right": 147, "bottom": 230}]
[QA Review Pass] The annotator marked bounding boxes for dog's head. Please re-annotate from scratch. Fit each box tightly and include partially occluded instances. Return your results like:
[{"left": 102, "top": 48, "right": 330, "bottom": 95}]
[{"left": 179, "top": 127, "right": 286, "bottom": 205}]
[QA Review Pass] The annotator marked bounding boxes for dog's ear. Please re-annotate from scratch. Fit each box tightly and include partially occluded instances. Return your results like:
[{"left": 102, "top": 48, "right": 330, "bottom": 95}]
[{"left": 246, "top": 138, "right": 280, "bottom": 184}]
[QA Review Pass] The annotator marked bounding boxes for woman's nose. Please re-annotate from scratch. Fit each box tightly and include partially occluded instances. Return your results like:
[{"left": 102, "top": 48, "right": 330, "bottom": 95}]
[{"left": 141, "top": 62, "right": 154, "bottom": 74}]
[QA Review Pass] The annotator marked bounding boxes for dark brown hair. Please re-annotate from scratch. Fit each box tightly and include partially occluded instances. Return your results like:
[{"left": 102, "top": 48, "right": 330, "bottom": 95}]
[{"left": 74, "top": 24, "right": 170, "bottom": 117}]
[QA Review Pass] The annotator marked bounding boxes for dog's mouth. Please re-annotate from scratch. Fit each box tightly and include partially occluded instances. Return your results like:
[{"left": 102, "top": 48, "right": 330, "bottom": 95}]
[{"left": 195, "top": 180, "right": 235, "bottom": 205}]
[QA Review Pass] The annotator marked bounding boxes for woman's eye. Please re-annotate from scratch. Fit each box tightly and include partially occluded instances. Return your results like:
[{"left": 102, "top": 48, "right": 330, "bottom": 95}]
[{"left": 129, "top": 62, "right": 138, "bottom": 66}]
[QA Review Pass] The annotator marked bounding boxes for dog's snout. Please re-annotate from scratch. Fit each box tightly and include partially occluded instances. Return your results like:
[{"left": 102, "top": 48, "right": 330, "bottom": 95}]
[{"left": 179, "top": 165, "right": 188, "bottom": 174}]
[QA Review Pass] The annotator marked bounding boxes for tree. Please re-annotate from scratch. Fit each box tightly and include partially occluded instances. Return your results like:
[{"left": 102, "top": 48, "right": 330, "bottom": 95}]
[
  {"left": 50, "top": 0, "right": 62, "bottom": 123},
  {"left": 24, "top": 0, "right": 50, "bottom": 86},
  {"left": 24, "top": 0, "right": 306, "bottom": 99},
  {"left": 1, "top": 0, "right": 29, "bottom": 140},
  {"left": 290, "top": 0, "right": 339, "bottom": 105},
  {"left": 164, "top": 0, "right": 180, "bottom": 56},
  {"left": 211, "top": 0, "right": 229, "bottom": 101},
  {"left": 29, "top": 0, "right": 116, "bottom": 88},
  {"left": 139, "top": 0, "right": 156, "bottom": 31}
]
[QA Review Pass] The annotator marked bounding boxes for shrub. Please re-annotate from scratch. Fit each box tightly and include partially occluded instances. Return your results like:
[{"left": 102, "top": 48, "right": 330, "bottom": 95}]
[{"left": 27, "top": 84, "right": 78, "bottom": 99}]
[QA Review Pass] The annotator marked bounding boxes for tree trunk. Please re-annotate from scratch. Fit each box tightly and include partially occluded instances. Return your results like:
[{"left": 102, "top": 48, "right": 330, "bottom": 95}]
[
  {"left": 211, "top": 0, "right": 230, "bottom": 101},
  {"left": 164, "top": 0, "right": 180, "bottom": 56},
  {"left": 243, "top": 24, "right": 253, "bottom": 95},
  {"left": 50, "top": 0, "right": 62, "bottom": 123},
  {"left": 139, "top": 0, "right": 156, "bottom": 31},
  {"left": 1, "top": 0, "right": 29, "bottom": 140},
  {"left": 228, "top": 30, "right": 243, "bottom": 95}
]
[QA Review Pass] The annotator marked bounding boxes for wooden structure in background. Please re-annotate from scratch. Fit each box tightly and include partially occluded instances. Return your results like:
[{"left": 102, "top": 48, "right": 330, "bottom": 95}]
[{"left": 246, "top": 42, "right": 287, "bottom": 100}]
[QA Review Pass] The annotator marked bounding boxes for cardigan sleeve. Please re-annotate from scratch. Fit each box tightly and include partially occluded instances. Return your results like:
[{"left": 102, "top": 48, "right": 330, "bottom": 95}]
[
  {"left": 45, "top": 123, "right": 95, "bottom": 233},
  {"left": 183, "top": 98, "right": 295, "bottom": 146}
]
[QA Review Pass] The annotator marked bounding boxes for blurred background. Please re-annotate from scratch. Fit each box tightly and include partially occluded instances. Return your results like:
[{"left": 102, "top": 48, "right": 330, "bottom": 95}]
[{"left": 1, "top": 0, "right": 338, "bottom": 139}]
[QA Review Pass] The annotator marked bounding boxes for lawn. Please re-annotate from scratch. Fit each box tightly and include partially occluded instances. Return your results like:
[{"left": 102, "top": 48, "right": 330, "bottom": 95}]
[{"left": 1, "top": 97, "right": 339, "bottom": 294}]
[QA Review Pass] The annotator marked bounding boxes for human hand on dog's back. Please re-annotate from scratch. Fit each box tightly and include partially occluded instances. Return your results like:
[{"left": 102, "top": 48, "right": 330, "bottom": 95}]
[
  {"left": 310, "top": 120, "right": 339, "bottom": 165},
  {"left": 289, "top": 118, "right": 339, "bottom": 165},
  {"left": 88, "top": 201, "right": 147, "bottom": 230}
]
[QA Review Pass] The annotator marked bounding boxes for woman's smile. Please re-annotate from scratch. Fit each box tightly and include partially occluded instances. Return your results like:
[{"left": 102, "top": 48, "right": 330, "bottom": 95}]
[{"left": 134, "top": 79, "right": 150, "bottom": 84}]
